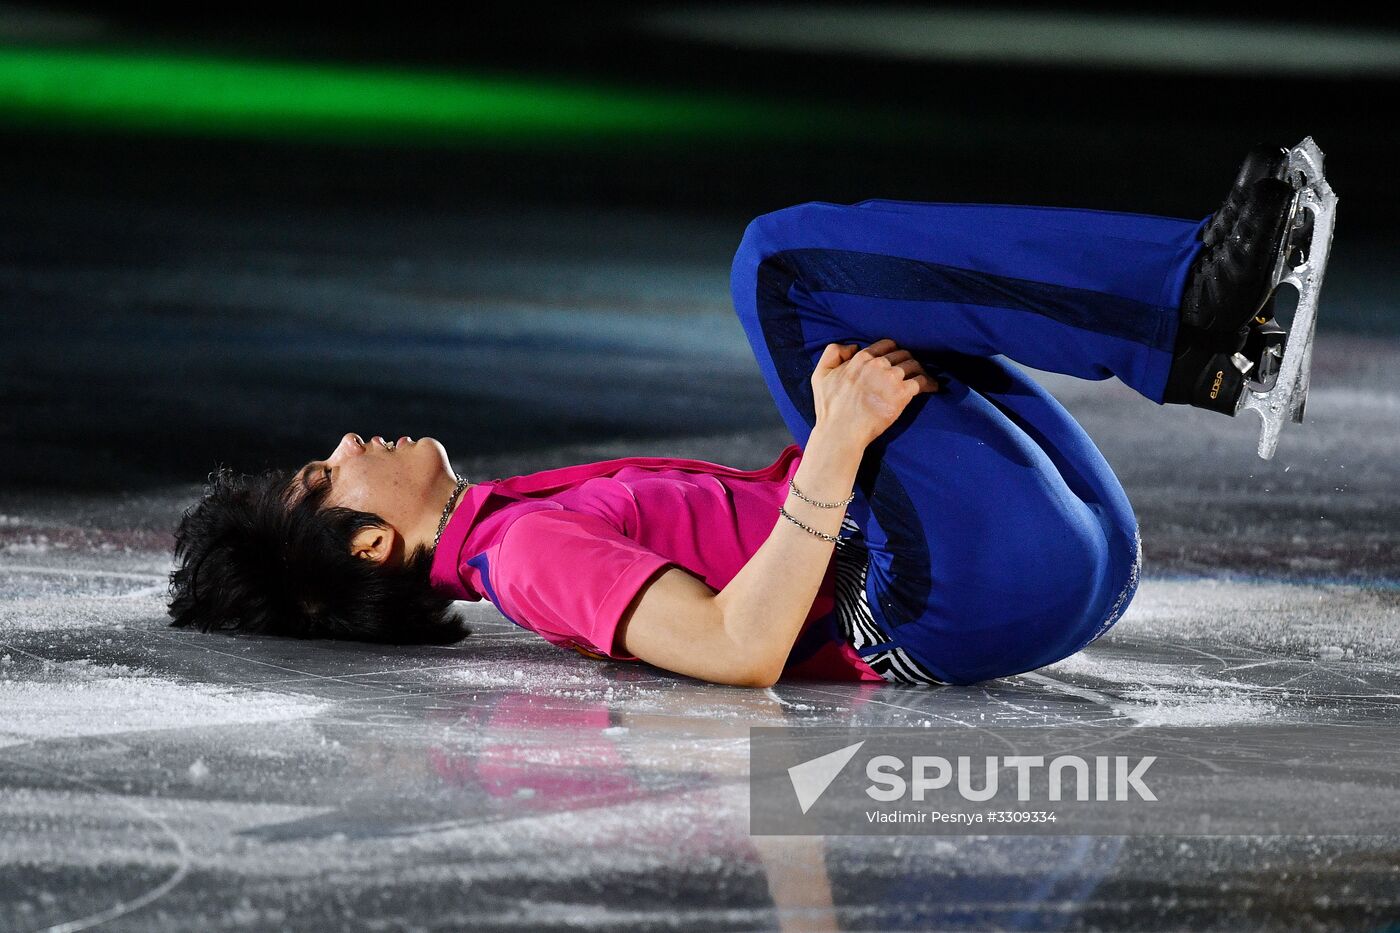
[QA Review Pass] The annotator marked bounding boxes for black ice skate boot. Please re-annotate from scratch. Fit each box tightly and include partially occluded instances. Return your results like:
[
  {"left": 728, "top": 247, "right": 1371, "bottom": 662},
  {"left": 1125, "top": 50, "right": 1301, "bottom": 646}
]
[
  {"left": 1179, "top": 166, "right": 1297, "bottom": 350},
  {"left": 1204, "top": 144, "right": 1302, "bottom": 377},
  {"left": 1200, "top": 143, "right": 1289, "bottom": 251},
  {"left": 1165, "top": 151, "right": 1299, "bottom": 416},
  {"left": 1161, "top": 333, "right": 1253, "bottom": 415}
]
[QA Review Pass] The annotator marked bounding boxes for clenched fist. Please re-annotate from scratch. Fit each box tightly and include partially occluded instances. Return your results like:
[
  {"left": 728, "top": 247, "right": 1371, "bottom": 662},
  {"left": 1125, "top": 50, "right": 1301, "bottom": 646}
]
[{"left": 810, "top": 338, "right": 939, "bottom": 450}]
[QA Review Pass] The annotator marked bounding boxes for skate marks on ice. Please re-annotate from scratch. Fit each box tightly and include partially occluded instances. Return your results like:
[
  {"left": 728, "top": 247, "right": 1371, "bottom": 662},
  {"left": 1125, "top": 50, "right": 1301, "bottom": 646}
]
[
  {"left": 1026, "top": 577, "right": 1400, "bottom": 728},
  {"left": 0, "top": 589, "right": 331, "bottom": 931},
  {"left": 0, "top": 162, "right": 1395, "bottom": 928},
  {"left": 3, "top": 566, "right": 1400, "bottom": 929},
  {"left": 776, "top": 576, "right": 1400, "bottom": 732},
  {"left": 1, "top": 487, "right": 1397, "bottom": 930}
]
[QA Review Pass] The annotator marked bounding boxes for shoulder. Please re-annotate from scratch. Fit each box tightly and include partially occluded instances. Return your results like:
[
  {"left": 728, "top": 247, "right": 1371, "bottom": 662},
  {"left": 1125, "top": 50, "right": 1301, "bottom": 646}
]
[
  {"left": 496, "top": 506, "right": 621, "bottom": 554},
  {"left": 490, "top": 508, "right": 670, "bottom": 590}
]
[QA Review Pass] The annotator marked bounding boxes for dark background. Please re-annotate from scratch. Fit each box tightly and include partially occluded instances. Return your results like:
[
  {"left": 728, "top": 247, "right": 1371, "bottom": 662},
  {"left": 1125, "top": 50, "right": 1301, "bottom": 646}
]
[
  {"left": 8, "top": 2, "right": 1398, "bottom": 223},
  {"left": 2, "top": 2, "right": 1395, "bottom": 500},
  {"left": 3, "top": 13, "right": 1400, "bottom": 930}
]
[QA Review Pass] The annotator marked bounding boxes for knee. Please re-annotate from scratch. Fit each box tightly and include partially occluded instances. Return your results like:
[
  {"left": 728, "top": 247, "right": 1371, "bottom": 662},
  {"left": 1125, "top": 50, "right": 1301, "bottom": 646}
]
[
  {"left": 730, "top": 202, "right": 832, "bottom": 318},
  {"left": 730, "top": 215, "right": 765, "bottom": 288},
  {"left": 732, "top": 208, "right": 791, "bottom": 275},
  {"left": 730, "top": 208, "right": 797, "bottom": 328},
  {"left": 731, "top": 202, "right": 831, "bottom": 272}
]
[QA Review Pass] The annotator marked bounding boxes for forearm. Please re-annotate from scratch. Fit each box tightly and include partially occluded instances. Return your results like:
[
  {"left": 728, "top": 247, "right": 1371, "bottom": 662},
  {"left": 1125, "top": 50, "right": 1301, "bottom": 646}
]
[{"left": 713, "top": 424, "right": 865, "bottom": 685}]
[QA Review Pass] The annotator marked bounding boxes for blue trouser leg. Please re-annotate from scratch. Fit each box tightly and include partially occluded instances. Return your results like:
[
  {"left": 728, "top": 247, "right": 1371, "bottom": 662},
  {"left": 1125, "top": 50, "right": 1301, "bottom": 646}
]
[{"left": 729, "top": 198, "right": 1210, "bottom": 684}]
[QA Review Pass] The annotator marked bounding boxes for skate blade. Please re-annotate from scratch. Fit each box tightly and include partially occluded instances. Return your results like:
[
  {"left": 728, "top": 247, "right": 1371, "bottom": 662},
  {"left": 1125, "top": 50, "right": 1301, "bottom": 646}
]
[
  {"left": 1235, "top": 136, "right": 1338, "bottom": 460},
  {"left": 1243, "top": 330, "right": 1286, "bottom": 391}
]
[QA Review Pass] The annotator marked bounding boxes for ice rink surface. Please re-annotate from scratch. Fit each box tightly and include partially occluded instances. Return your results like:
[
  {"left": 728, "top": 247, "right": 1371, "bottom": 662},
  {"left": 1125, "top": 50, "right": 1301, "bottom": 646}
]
[{"left": 3, "top": 183, "right": 1398, "bottom": 931}]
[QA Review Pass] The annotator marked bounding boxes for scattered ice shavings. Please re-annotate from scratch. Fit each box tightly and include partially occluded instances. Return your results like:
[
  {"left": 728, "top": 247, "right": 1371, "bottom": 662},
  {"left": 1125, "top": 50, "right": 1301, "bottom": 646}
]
[
  {"left": 1106, "top": 579, "right": 1400, "bottom": 663},
  {"left": 44, "top": 658, "right": 152, "bottom": 680},
  {"left": 0, "top": 660, "right": 329, "bottom": 744},
  {"left": 3, "top": 535, "right": 69, "bottom": 554},
  {"left": 0, "top": 590, "right": 167, "bottom": 634},
  {"left": 1045, "top": 653, "right": 1285, "bottom": 726},
  {"left": 1116, "top": 687, "right": 1280, "bottom": 727}
]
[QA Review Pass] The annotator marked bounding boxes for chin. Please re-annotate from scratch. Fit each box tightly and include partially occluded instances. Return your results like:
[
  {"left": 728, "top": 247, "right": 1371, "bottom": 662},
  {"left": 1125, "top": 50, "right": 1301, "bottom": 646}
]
[{"left": 419, "top": 436, "right": 453, "bottom": 472}]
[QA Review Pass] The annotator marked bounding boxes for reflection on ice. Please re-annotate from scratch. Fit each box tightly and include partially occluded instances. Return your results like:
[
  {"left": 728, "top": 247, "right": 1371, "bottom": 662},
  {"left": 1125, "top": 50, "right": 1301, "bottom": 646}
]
[{"left": 2, "top": 561, "right": 1399, "bottom": 929}]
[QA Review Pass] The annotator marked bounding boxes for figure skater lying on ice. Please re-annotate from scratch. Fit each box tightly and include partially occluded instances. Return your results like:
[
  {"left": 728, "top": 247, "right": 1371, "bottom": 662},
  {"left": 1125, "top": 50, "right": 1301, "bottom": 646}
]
[{"left": 167, "top": 139, "right": 1337, "bottom": 688}]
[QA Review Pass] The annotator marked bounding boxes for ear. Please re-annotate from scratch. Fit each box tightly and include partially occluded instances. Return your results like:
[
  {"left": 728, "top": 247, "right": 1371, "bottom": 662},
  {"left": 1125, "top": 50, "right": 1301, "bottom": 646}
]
[{"left": 350, "top": 523, "right": 399, "bottom": 566}]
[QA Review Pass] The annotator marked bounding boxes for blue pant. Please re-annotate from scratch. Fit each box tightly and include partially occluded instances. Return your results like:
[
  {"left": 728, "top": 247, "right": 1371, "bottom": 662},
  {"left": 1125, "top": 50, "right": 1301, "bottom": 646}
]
[{"left": 730, "top": 198, "right": 1211, "bottom": 684}]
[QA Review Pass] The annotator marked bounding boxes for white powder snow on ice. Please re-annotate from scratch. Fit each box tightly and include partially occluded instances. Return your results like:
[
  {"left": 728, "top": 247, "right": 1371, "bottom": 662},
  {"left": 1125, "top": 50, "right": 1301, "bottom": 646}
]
[
  {"left": 0, "top": 659, "right": 329, "bottom": 747},
  {"left": 1044, "top": 653, "right": 1284, "bottom": 726},
  {"left": 0, "top": 589, "right": 168, "bottom": 633}
]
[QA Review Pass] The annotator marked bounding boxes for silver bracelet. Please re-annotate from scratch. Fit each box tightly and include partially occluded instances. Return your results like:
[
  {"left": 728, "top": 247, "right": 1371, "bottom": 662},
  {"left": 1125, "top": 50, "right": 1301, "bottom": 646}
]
[
  {"left": 779, "top": 505, "right": 840, "bottom": 543},
  {"left": 789, "top": 477, "right": 854, "bottom": 509}
]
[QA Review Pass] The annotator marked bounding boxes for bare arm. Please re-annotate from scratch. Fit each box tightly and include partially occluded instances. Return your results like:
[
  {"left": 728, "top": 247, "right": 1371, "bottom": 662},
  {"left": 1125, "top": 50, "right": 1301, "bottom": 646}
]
[
  {"left": 708, "top": 422, "right": 864, "bottom": 684},
  {"left": 614, "top": 423, "right": 863, "bottom": 687},
  {"left": 616, "top": 339, "right": 938, "bottom": 687}
]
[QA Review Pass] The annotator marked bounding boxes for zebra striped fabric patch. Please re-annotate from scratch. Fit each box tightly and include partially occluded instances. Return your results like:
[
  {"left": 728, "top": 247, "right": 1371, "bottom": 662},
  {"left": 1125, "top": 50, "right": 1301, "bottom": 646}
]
[{"left": 832, "top": 515, "right": 946, "bottom": 686}]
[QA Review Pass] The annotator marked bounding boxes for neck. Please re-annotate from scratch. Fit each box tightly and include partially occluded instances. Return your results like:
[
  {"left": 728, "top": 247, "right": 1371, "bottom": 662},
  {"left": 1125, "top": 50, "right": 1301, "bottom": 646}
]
[{"left": 427, "top": 476, "right": 472, "bottom": 554}]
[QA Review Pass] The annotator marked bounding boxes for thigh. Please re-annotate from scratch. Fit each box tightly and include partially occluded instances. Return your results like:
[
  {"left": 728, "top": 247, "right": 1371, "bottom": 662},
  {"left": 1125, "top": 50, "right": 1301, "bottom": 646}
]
[
  {"left": 872, "top": 353, "right": 1140, "bottom": 684},
  {"left": 729, "top": 201, "right": 1149, "bottom": 683},
  {"left": 846, "top": 349, "right": 1132, "bottom": 680},
  {"left": 751, "top": 312, "right": 1139, "bottom": 684}
]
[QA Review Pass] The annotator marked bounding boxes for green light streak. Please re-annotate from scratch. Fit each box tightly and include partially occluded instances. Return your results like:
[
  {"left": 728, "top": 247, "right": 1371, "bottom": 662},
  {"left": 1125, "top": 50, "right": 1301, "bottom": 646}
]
[{"left": 0, "top": 45, "right": 838, "bottom": 147}]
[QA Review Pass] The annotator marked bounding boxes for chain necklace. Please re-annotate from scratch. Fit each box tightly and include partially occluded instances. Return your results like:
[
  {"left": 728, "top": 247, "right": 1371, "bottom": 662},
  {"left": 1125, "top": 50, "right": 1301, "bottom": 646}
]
[{"left": 433, "top": 474, "right": 470, "bottom": 555}]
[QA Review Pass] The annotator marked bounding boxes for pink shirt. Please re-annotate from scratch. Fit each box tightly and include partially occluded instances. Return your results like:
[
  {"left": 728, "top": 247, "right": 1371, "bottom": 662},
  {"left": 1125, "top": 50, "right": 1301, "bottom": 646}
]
[{"left": 429, "top": 443, "right": 883, "bottom": 682}]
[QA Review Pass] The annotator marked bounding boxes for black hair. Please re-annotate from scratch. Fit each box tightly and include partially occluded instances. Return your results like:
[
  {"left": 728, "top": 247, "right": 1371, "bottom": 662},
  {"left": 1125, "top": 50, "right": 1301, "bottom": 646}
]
[{"left": 166, "top": 464, "right": 469, "bottom": 645}]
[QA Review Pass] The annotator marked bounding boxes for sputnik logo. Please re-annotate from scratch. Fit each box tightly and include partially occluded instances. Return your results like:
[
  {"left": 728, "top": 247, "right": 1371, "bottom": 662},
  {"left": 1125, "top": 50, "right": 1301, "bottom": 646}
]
[{"left": 788, "top": 741, "right": 865, "bottom": 814}]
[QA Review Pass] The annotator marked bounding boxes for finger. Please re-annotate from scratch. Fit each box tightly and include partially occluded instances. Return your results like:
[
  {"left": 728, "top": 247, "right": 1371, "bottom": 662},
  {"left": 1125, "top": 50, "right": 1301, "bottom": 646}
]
[
  {"left": 911, "top": 374, "right": 939, "bottom": 393},
  {"left": 890, "top": 357, "right": 924, "bottom": 376},
  {"left": 828, "top": 343, "right": 860, "bottom": 367},
  {"left": 853, "top": 339, "right": 897, "bottom": 364},
  {"left": 814, "top": 342, "right": 843, "bottom": 372}
]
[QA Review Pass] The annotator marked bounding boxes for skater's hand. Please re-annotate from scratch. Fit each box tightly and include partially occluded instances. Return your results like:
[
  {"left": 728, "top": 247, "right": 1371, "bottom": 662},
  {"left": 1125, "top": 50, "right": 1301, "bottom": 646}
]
[{"left": 811, "top": 338, "right": 939, "bottom": 449}]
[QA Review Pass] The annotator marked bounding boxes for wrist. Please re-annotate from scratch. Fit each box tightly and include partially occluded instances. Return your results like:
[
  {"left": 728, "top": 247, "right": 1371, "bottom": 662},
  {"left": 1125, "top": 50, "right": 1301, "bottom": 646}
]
[
  {"left": 788, "top": 426, "right": 862, "bottom": 530},
  {"left": 806, "top": 421, "right": 868, "bottom": 466},
  {"left": 778, "top": 503, "right": 843, "bottom": 543}
]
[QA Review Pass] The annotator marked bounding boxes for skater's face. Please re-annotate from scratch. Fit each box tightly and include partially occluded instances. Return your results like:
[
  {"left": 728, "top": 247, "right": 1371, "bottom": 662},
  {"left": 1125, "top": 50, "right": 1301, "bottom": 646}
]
[{"left": 289, "top": 433, "right": 461, "bottom": 566}]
